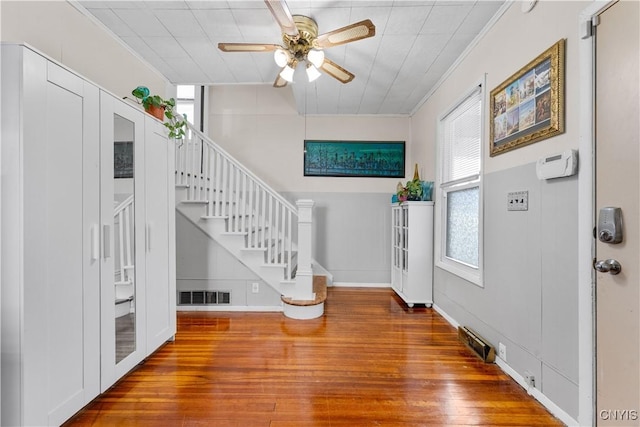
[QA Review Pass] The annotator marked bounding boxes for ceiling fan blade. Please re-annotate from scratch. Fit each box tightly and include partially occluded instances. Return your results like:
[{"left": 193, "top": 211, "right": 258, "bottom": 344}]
[
  {"left": 273, "top": 69, "right": 288, "bottom": 88},
  {"left": 319, "top": 58, "right": 355, "bottom": 84},
  {"left": 314, "top": 19, "right": 375, "bottom": 49},
  {"left": 218, "top": 43, "right": 281, "bottom": 52},
  {"left": 264, "top": 0, "right": 299, "bottom": 38}
]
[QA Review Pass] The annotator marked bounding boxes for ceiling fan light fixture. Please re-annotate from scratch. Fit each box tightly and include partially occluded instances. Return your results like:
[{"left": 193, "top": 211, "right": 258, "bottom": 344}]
[
  {"left": 306, "top": 63, "right": 321, "bottom": 82},
  {"left": 273, "top": 48, "right": 290, "bottom": 67},
  {"left": 280, "top": 63, "right": 296, "bottom": 82},
  {"left": 307, "top": 49, "right": 325, "bottom": 68}
]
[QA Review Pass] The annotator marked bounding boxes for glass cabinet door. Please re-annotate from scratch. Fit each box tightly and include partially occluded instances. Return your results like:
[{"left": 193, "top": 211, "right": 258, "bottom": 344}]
[
  {"left": 402, "top": 206, "right": 409, "bottom": 272},
  {"left": 100, "top": 91, "right": 146, "bottom": 392}
]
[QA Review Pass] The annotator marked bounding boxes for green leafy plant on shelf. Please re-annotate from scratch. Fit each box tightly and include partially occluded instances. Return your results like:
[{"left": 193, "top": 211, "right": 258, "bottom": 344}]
[
  {"left": 131, "top": 86, "right": 187, "bottom": 140},
  {"left": 396, "top": 163, "right": 424, "bottom": 203},
  {"left": 396, "top": 178, "right": 423, "bottom": 202}
]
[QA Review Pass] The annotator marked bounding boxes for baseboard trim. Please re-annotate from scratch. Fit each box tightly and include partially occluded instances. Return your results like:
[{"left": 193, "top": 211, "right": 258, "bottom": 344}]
[
  {"left": 331, "top": 282, "right": 391, "bottom": 288},
  {"left": 432, "top": 304, "right": 460, "bottom": 329},
  {"left": 495, "top": 357, "right": 579, "bottom": 427},
  {"left": 433, "top": 304, "right": 579, "bottom": 427},
  {"left": 177, "top": 305, "right": 283, "bottom": 312}
]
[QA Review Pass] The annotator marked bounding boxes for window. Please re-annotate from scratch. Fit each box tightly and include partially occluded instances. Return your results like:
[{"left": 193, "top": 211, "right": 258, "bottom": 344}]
[
  {"left": 176, "top": 85, "right": 195, "bottom": 125},
  {"left": 176, "top": 85, "right": 206, "bottom": 132},
  {"left": 437, "top": 84, "right": 483, "bottom": 286}
]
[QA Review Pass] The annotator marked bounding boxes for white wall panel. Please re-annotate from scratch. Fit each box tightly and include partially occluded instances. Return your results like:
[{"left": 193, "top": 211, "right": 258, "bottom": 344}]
[
  {"left": 434, "top": 162, "right": 579, "bottom": 419},
  {"left": 410, "top": 2, "right": 587, "bottom": 421}
]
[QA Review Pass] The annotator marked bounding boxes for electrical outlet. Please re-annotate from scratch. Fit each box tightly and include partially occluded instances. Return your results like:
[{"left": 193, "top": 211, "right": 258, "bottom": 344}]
[
  {"left": 251, "top": 282, "right": 259, "bottom": 293},
  {"left": 507, "top": 191, "right": 528, "bottom": 211},
  {"left": 498, "top": 342, "right": 507, "bottom": 361},
  {"left": 524, "top": 371, "right": 535, "bottom": 388}
]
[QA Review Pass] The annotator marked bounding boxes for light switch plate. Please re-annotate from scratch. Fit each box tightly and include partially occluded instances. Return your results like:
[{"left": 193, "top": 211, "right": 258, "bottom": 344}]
[{"left": 508, "top": 191, "right": 528, "bottom": 211}]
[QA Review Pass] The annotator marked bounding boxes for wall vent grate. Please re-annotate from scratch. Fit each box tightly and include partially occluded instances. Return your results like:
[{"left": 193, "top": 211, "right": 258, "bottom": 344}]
[
  {"left": 178, "top": 291, "right": 231, "bottom": 305},
  {"left": 457, "top": 326, "right": 495, "bottom": 363}
]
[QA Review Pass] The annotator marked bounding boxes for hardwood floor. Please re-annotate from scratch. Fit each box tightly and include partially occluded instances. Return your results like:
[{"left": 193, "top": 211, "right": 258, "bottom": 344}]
[{"left": 64, "top": 288, "right": 564, "bottom": 426}]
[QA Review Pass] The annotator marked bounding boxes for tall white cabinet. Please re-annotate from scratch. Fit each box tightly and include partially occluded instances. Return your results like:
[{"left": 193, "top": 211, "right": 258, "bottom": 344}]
[
  {"left": 391, "top": 201, "right": 434, "bottom": 307},
  {"left": 1, "top": 44, "right": 176, "bottom": 426}
]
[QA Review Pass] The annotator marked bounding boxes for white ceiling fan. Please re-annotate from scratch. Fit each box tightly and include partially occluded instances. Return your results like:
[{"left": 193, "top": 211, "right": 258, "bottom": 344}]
[{"left": 218, "top": 0, "right": 376, "bottom": 87}]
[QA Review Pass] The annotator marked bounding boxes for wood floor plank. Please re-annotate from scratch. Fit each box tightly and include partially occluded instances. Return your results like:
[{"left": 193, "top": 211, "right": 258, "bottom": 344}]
[{"left": 64, "top": 288, "right": 564, "bottom": 426}]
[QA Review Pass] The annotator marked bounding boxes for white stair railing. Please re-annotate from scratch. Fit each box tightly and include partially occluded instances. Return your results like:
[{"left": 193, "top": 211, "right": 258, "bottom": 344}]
[
  {"left": 114, "top": 194, "right": 134, "bottom": 286},
  {"left": 175, "top": 124, "right": 301, "bottom": 281}
]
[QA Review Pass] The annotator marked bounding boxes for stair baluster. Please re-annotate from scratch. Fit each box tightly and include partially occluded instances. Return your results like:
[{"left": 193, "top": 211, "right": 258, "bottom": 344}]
[{"left": 175, "top": 123, "right": 307, "bottom": 285}]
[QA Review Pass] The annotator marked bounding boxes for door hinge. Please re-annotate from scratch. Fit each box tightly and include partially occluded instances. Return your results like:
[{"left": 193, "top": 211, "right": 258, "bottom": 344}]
[{"left": 582, "top": 16, "right": 600, "bottom": 40}]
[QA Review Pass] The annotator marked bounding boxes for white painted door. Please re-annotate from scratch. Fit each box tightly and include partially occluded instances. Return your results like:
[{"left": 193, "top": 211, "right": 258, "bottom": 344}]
[
  {"left": 595, "top": 1, "right": 640, "bottom": 425},
  {"left": 1, "top": 46, "right": 101, "bottom": 426},
  {"left": 144, "top": 116, "right": 176, "bottom": 352}
]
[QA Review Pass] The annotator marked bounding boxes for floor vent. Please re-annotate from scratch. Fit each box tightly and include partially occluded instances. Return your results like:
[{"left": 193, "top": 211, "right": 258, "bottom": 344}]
[
  {"left": 458, "top": 326, "right": 495, "bottom": 363},
  {"left": 178, "top": 291, "right": 231, "bottom": 306}
]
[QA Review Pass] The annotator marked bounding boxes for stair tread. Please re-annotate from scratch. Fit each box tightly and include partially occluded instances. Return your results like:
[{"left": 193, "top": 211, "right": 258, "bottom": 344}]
[
  {"left": 181, "top": 200, "right": 209, "bottom": 204},
  {"left": 281, "top": 276, "right": 327, "bottom": 306}
]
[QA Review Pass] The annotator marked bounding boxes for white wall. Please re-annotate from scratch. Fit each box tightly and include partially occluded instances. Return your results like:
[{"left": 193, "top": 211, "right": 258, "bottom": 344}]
[
  {"left": 0, "top": 1, "right": 168, "bottom": 102},
  {"left": 176, "top": 212, "right": 282, "bottom": 309},
  {"left": 410, "top": 1, "right": 588, "bottom": 423},
  {"left": 412, "top": 1, "right": 583, "bottom": 176},
  {"left": 207, "top": 84, "right": 411, "bottom": 283},
  {"left": 208, "top": 84, "right": 412, "bottom": 193}
]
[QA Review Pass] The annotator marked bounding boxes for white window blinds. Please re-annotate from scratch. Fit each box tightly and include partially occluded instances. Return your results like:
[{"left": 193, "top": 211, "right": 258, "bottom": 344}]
[{"left": 441, "top": 87, "right": 482, "bottom": 185}]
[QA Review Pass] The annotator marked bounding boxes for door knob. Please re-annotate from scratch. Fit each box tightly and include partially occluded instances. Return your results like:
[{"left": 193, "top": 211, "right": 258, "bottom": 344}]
[{"left": 594, "top": 259, "right": 622, "bottom": 275}]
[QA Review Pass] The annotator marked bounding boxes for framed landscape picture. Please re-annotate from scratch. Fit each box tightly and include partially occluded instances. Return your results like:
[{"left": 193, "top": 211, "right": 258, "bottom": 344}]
[
  {"left": 304, "top": 140, "right": 405, "bottom": 178},
  {"left": 489, "top": 39, "right": 566, "bottom": 156}
]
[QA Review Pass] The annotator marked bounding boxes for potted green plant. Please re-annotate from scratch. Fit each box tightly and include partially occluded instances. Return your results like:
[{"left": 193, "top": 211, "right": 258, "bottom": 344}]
[
  {"left": 396, "top": 179, "right": 423, "bottom": 202},
  {"left": 131, "top": 86, "right": 187, "bottom": 139}
]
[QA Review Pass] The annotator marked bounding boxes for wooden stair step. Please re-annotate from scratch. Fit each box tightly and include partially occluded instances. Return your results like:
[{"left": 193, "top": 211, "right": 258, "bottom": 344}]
[{"left": 281, "top": 275, "right": 327, "bottom": 306}]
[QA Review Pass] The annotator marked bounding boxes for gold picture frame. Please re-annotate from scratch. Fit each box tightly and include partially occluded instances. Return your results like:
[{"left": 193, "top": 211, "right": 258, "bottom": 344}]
[{"left": 489, "top": 39, "right": 565, "bottom": 156}]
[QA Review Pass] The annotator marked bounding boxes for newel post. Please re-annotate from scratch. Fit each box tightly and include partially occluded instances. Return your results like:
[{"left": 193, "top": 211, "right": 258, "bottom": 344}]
[{"left": 294, "top": 199, "right": 315, "bottom": 300}]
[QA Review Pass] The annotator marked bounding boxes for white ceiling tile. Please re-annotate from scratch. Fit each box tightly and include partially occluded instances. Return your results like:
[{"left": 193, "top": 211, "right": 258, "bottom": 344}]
[
  {"left": 347, "top": 6, "right": 391, "bottom": 33},
  {"left": 419, "top": 3, "right": 473, "bottom": 35},
  {"left": 145, "top": 36, "right": 191, "bottom": 58},
  {"left": 114, "top": 8, "right": 171, "bottom": 37},
  {"left": 308, "top": 7, "right": 352, "bottom": 36},
  {"left": 195, "top": 9, "right": 243, "bottom": 39},
  {"left": 383, "top": 5, "right": 432, "bottom": 35},
  {"left": 96, "top": 1, "right": 144, "bottom": 9},
  {"left": 80, "top": 0, "right": 505, "bottom": 115},
  {"left": 232, "top": 8, "right": 283, "bottom": 39},
  {"left": 154, "top": 9, "right": 206, "bottom": 38},
  {"left": 79, "top": 2, "right": 117, "bottom": 9},
  {"left": 226, "top": 1, "right": 266, "bottom": 9},
  {"left": 186, "top": 1, "right": 231, "bottom": 9},
  {"left": 459, "top": 2, "right": 504, "bottom": 34},
  {"left": 119, "top": 35, "right": 157, "bottom": 59},
  {"left": 144, "top": 1, "right": 190, "bottom": 10},
  {"left": 86, "top": 8, "right": 136, "bottom": 37}
]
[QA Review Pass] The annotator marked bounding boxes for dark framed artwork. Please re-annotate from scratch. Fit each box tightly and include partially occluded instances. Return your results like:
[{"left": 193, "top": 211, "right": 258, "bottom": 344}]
[
  {"left": 303, "top": 140, "right": 405, "bottom": 178},
  {"left": 114, "top": 141, "right": 134, "bottom": 178},
  {"left": 489, "top": 39, "right": 566, "bottom": 156}
]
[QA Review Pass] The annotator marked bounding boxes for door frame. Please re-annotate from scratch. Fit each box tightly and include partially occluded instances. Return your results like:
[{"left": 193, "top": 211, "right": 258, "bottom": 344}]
[{"left": 578, "top": 1, "right": 617, "bottom": 425}]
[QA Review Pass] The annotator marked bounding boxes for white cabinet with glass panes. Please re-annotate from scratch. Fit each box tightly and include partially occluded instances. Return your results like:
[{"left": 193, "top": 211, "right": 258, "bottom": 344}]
[{"left": 391, "top": 201, "right": 434, "bottom": 307}]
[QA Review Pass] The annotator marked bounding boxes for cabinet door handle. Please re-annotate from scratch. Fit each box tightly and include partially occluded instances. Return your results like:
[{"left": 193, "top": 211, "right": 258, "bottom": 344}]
[
  {"left": 103, "top": 224, "right": 111, "bottom": 259},
  {"left": 147, "top": 223, "right": 152, "bottom": 251}
]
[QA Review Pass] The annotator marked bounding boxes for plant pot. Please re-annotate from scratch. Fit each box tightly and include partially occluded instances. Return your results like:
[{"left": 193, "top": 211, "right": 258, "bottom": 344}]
[{"left": 145, "top": 104, "right": 165, "bottom": 121}]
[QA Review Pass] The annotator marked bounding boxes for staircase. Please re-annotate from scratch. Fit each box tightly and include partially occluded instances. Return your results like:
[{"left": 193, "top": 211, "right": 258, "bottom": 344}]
[{"left": 174, "top": 123, "right": 329, "bottom": 319}]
